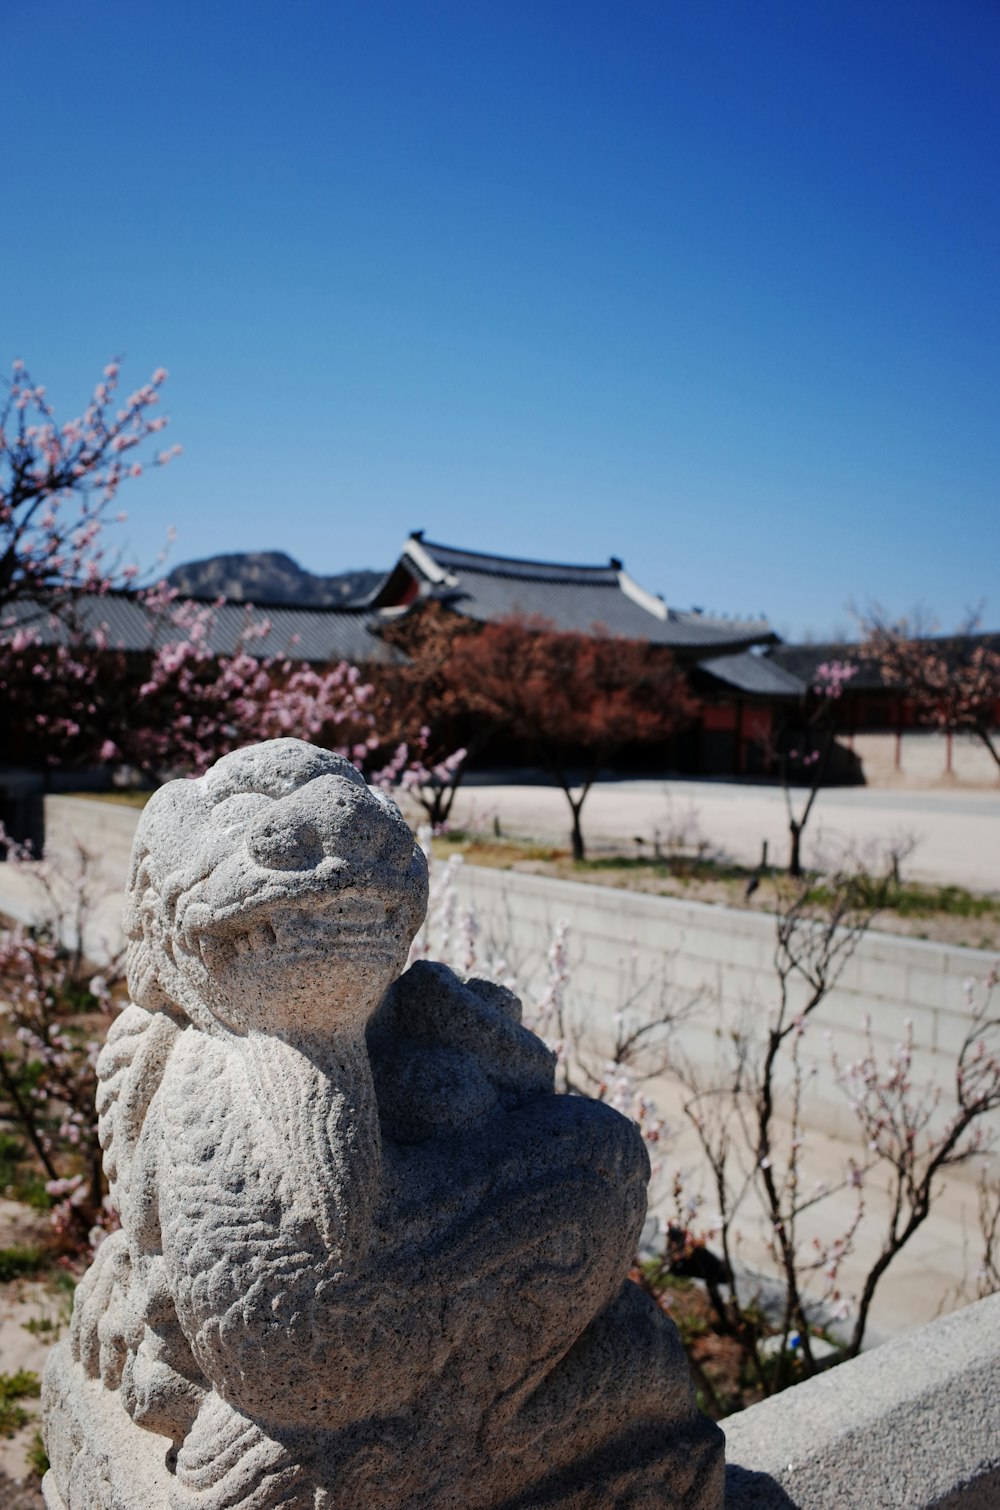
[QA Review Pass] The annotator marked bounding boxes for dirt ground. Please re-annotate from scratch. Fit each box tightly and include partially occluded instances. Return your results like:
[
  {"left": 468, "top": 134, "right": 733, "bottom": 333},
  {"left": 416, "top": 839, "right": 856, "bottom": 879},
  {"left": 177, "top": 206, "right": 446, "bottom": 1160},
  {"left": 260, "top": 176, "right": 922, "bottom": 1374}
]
[
  {"left": 0, "top": 1470, "right": 44, "bottom": 1510},
  {"left": 0, "top": 1195, "right": 67, "bottom": 1502},
  {"left": 446, "top": 774, "right": 1000, "bottom": 894}
]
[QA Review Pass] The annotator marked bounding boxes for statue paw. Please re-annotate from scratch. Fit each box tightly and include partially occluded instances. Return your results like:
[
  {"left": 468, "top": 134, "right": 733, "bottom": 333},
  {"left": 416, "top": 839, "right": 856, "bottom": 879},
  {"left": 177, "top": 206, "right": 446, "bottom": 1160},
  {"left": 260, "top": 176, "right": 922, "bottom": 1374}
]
[
  {"left": 70, "top": 1229, "right": 131, "bottom": 1384},
  {"left": 170, "top": 1391, "right": 312, "bottom": 1510},
  {"left": 121, "top": 1330, "right": 206, "bottom": 1445}
]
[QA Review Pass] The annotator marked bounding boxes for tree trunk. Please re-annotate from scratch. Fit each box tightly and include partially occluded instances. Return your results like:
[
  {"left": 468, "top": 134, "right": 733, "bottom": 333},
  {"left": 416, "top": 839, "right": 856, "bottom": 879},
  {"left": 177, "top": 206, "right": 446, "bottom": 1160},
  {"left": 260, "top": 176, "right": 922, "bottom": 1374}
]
[
  {"left": 421, "top": 766, "right": 464, "bottom": 829},
  {"left": 426, "top": 787, "right": 447, "bottom": 828},
  {"left": 976, "top": 723, "right": 1000, "bottom": 774},
  {"left": 570, "top": 805, "right": 585, "bottom": 862},
  {"left": 789, "top": 821, "right": 802, "bottom": 878},
  {"left": 553, "top": 766, "right": 593, "bottom": 862}
]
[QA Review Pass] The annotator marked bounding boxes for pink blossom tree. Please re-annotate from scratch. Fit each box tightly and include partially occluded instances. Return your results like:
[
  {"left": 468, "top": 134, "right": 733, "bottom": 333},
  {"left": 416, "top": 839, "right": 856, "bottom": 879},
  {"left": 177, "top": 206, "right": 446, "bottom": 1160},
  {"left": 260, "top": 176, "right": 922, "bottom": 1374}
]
[
  {"left": 0, "top": 832, "right": 122, "bottom": 1252},
  {"left": 0, "top": 356, "right": 423, "bottom": 787},
  {"left": 664, "top": 864, "right": 1000, "bottom": 1405},
  {"left": 116, "top": 587, "right": 385, "bottom": 778},
  {"left": 0, "top": 358, "right": 181, "bottom": 777},
  {"left": 779, "top": 660, "right": 858, "bottom": 876},
  {"left": 833, "top": 968, "right": 1000, "bottom": 1354},
  {"left": 861, "top": 610, "right": 1000, "bottom": 774},
  {"left": 0, "top": 357, "right": 178, "bottom": 619}
]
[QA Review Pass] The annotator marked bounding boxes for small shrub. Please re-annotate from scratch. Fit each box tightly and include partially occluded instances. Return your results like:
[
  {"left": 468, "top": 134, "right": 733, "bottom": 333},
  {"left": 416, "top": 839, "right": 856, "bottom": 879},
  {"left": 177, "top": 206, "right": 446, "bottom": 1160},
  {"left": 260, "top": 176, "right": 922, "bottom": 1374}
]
[
  {"left": 0, "top": 1371, "right": 41, "bottom": 1439},
  {"left": 0, "top": 1246, "right": 44, "bottom": 1283},
  {"left": 0, "top": 852, "right": 125, "bottom": 1257},
  {"left": 0, "top": 1130, "right": 24, "bottom": 1192},
  {"left": 21, "top": 1315, "right": 58, "bottom": 1338},
  {"left": 805, "top": 876, "right": 999, "bottom": 921},
  {"left": 26, "top": 1429, "right": 49, "bottom": 1477}
]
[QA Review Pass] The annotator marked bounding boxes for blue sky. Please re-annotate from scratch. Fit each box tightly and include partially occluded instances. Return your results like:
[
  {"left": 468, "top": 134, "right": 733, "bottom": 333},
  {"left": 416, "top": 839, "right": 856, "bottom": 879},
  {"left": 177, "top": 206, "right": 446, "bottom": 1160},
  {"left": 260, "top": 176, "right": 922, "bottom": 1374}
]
[{"left": 3, "top": 0, "right": 998, "bottom": 640}]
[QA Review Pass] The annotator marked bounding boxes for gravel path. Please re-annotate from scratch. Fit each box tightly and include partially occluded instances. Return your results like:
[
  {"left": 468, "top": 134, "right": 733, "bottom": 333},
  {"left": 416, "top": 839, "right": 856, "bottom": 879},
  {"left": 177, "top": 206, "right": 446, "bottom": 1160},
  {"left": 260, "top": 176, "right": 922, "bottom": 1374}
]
[{"left": 451, "top": 775, "right": 1000, "bottom": 892}]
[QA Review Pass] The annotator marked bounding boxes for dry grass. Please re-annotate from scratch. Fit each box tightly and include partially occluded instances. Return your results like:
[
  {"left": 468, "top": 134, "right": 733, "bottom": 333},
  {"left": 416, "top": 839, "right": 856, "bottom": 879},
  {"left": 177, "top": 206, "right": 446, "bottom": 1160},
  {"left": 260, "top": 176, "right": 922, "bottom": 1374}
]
[{"left": 433, "top": 833, "right": 1000, "bottom": 951}]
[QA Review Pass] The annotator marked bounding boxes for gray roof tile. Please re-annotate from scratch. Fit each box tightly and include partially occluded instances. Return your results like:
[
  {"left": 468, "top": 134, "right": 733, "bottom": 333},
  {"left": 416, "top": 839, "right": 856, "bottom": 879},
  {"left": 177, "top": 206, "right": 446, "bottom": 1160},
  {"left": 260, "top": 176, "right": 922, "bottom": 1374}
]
[
  {"left": 14, "top": 593, "right": 398, "bottom": 665},
  {"left": 387, "top": 537, "right": 775, "bottom": 653},
  {"left": 698, "top": 652, "right": 806, "bottom": 697}
]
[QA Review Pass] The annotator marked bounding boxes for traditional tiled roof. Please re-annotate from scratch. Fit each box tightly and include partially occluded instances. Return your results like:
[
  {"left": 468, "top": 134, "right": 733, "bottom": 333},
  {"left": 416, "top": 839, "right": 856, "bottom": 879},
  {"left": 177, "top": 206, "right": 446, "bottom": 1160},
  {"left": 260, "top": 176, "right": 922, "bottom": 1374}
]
[
  {"left": 697, "top": 652, "right": 805, "bottom": 698},
  {"left": 766, "top": 642, "right": 883, "bottom": 692},
  {"left": 12, "top": 529, "right": 786, "bottom": 671},
  {"left": 11, "top": 593, "right": 399, "bottom": 665},
  {"left": 370, "top": 534, "right": 776, "bottom": 655}
]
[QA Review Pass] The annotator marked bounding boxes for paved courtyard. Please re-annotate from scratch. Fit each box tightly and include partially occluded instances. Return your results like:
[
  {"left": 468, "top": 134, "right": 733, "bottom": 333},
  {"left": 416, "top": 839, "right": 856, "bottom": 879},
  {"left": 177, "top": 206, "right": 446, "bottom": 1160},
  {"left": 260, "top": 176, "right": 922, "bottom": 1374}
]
[{"left": 451, "top": 776, "right": 1000, "bottom": 893}]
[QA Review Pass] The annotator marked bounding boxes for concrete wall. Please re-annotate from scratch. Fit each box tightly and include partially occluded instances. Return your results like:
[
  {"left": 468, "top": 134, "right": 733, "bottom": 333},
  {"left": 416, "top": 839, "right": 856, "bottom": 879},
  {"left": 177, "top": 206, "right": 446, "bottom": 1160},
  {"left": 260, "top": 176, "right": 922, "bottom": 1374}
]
[
  {"left": 453, "top": 864, "right": 999, "bottom": 1147},
  {"left": 723, "top": 1291, "right": 1000, "bottom": 1508}
]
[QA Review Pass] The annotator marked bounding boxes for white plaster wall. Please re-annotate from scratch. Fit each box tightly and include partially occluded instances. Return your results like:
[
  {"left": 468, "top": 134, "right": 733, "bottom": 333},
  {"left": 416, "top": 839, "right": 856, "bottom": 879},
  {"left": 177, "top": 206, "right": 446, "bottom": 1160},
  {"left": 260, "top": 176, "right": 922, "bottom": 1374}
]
[
  {"left": 454, "top": 865, "right": 1000, "bottom": 1149},
  {"left": 852, "top": 729, "right": 1000, "bottom": 787}
]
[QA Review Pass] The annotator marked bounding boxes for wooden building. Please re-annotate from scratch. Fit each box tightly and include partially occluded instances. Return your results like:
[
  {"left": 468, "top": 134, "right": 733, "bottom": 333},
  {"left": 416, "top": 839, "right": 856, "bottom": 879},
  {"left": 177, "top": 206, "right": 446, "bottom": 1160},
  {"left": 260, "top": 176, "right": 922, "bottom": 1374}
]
[{"left": 371, "top": 532, "right": 776, "bottom": 658}]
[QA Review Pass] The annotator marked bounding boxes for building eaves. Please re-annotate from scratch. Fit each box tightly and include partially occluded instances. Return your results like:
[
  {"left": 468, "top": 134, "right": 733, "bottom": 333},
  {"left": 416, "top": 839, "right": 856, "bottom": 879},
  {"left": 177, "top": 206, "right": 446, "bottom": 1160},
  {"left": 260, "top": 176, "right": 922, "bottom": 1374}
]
[
  {"left": 617, "top": 568, "right": 668, "bottom": 621},
  {"left": 767, "top": 642, "right": 883, "bottom": 691},
  {"left": 698, "top": 652, "right": 806, "bottom": 698},
  {"left": 402, "top": 535, "right": 460, "bottom": 588},
  {"left": 417, "top": 536, "right": 622, "bottom": 586},
  {"left": 408, "top": 536, "right": 775, "bottom": 650},
  {"left": 16, "top": 592, "right": 400, "bottom": 665},
  {"left": 650, "top": 611, "right": 777, "bottom": 652}
]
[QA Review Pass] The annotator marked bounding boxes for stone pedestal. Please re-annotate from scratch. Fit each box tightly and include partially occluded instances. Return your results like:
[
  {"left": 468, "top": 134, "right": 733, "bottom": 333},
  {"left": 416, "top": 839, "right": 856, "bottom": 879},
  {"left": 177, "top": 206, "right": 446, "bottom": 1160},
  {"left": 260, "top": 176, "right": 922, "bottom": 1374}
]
[{"left": 42, "top": 1348, "right": 174, "bottom": 1510}]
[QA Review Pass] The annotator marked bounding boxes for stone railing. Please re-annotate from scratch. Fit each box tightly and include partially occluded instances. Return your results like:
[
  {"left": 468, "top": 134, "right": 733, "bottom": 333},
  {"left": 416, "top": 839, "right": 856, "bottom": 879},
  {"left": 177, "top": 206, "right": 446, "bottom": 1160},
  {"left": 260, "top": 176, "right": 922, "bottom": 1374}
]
[{"left": 723, "top": 1292, "right": 1000, "bottom": 1508}]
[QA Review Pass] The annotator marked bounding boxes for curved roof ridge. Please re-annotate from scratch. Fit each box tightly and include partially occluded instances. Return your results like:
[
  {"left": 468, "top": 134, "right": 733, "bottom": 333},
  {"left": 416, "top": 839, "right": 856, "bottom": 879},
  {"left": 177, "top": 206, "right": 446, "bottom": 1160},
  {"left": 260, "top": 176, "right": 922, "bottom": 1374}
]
[{"left": 419, "top": 536, "right": 620, "bottom": 580}]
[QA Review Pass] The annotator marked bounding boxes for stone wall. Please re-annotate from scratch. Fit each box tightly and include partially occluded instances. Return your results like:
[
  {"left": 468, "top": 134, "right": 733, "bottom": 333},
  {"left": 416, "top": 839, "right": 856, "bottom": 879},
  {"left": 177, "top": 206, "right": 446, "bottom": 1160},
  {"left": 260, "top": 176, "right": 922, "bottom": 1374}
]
[
  {"left": 454, "top": 864, "right": 999, "bottom": 1149},
  {"left": 723, "top": 1291, "right": 1000, "bottom": 1508}
]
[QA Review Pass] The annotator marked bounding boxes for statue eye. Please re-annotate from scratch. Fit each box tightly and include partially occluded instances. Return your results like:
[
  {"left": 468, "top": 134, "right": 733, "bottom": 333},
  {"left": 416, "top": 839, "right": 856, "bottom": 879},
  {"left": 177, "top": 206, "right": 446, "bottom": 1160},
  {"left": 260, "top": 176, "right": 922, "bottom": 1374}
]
[{"left": 210, "top": 793, "right": 272, "bottom": 829}]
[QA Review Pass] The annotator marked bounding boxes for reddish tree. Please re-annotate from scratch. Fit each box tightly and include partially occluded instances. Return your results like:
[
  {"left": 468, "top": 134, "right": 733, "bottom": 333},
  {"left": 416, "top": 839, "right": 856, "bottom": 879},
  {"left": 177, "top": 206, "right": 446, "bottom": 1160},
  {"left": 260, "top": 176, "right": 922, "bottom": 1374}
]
[
  {"left": 373, "top": 602, "right": 481, "bottom": 825},
  {"left": 447, "top": 616, "right": 695, "bottom": 860}
]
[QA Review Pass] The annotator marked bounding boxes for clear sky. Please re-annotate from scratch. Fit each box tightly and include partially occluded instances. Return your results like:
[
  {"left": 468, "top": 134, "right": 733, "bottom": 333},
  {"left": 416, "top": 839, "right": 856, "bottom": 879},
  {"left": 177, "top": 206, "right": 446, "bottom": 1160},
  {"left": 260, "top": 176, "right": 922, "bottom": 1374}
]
[{"left": 3, "top": 0, "right": 998, "bottom": 641}]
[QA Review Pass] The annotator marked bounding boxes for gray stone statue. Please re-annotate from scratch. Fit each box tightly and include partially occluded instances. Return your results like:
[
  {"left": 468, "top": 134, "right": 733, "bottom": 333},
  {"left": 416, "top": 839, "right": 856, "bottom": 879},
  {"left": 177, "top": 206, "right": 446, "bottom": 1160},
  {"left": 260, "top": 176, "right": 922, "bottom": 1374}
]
[{"left": 42, "top": 739, "right": 723, "bottom": 1509}]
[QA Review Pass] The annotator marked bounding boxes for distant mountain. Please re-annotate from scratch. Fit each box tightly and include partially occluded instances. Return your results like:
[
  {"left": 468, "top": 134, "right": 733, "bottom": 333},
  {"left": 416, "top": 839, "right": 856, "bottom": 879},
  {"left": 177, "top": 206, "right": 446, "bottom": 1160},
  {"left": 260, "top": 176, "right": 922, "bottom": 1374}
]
[{"left": 167, "top": 552, "right": 383, "bottom": 607}]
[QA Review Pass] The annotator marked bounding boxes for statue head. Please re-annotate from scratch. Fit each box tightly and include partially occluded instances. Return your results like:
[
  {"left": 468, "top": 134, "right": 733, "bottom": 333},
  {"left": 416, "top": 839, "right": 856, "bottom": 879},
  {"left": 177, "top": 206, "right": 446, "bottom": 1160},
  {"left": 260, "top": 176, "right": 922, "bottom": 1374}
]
[{"left": 123, "top": 739, "right": 428, "bottom": 1039}]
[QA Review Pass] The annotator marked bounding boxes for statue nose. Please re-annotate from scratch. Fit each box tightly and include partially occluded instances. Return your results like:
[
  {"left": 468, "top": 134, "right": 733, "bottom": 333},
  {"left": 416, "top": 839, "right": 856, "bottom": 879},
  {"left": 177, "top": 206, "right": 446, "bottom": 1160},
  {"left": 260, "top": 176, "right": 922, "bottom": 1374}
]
[
  {"left": 246, "top": 813, "right": 324, "bottom": 872},
  {"left": 245, "top": 774, "right": 371, "bottom": 872},
  {"left": 245, "top": 774, "right": 403, "bottom": 875}
]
